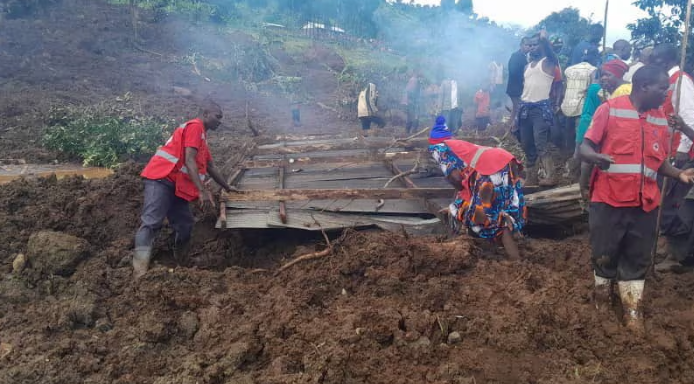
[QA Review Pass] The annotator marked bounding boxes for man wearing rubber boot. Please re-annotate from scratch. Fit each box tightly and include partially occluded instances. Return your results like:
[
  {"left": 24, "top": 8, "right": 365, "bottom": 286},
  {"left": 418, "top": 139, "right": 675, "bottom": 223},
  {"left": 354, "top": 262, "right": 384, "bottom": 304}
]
[
  {"left": 651, "top": 44, "right": 694, "bottom": 273},
  {"left": 580, "top": 66, "right": 694, "bottom": 333},
  {"left": 133, "top": 101, "right": 236, "bottom": 278}
]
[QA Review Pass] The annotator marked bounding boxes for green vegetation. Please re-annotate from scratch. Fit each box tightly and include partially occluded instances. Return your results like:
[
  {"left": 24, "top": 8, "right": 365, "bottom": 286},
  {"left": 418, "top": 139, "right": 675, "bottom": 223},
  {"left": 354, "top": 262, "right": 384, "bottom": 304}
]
[{"left": 43, "top": 95, "right": 173, "bottom": 168}]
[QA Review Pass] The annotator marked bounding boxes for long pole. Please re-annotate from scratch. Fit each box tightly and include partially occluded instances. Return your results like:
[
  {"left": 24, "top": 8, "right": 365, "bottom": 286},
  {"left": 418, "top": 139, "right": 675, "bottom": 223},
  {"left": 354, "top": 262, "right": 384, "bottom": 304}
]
[
  {"left": 651, "top": 0, "right": 693, "bottom": 275},
  {"left": 602, "top": 0, "right": 609, "bottom": 56}
]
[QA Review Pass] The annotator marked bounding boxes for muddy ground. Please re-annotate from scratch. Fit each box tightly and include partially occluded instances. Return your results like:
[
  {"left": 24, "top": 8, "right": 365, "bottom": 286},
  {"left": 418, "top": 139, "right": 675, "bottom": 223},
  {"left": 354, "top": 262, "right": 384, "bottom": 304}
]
[{"left": 3, "top": 1, "right": 694, "bottom": 383}]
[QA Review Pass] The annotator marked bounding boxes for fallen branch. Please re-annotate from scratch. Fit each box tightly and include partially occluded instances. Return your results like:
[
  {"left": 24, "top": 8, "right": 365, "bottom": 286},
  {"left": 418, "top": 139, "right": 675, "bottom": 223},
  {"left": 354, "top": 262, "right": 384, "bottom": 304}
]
[
  {"left": 276, "top": 216, "right": 335, "bottom": 274},
  {"left": 316, "top": 102, "right": 338, "bottom": 113},
  {"left": 383, "top": 153, "right": 421, "bottom": 188},
  {"left": 133, "top": 43, "right": 163, "bottom": 57},
  {"left": 276, "top": 249, "right": 330, "bottom": 274},
  {"left": 398, "top": 126, "right": 431, "bottom": 143}
]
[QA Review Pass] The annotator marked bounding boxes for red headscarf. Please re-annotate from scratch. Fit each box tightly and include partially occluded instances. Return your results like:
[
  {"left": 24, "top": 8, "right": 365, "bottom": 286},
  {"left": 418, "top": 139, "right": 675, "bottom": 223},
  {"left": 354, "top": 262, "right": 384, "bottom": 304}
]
[{"left": 602, "top": 60, "right": 629, "bottom": 78}]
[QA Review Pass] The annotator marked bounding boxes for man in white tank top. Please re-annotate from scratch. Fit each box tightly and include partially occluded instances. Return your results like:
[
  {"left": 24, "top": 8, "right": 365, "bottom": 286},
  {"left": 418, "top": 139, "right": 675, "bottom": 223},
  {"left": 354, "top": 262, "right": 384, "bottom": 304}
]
[{"left": 516, "top": 33, "right": 560, "bottom": 187}]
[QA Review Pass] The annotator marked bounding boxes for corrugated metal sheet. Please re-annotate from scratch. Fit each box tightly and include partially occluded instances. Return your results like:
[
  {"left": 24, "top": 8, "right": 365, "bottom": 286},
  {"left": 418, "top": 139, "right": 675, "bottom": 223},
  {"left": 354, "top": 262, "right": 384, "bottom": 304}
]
[
  {"left": 225, "top": 199, "right": 430, "bottom": 214},
  {"left": 218, "top": 208, "right": 441, "bottom": 233}
]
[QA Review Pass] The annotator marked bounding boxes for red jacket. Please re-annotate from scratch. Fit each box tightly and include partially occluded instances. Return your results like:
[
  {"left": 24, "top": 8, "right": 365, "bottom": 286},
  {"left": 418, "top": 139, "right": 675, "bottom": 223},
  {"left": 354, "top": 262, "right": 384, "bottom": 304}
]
[
  {"left": 663, "top": 69, "right": 694, "bottom": 156},
  {"left": 141, "top": 119, "right": 209, "bottom": 201},
  {"left": 585, "top": 96, "right": 670, "bottom": 212},
  {"left": 444, "top": 140, "right": 518, "bottom": 176},
  {"left": 444, "top": 139, "right": 519, "bottom": 202}
]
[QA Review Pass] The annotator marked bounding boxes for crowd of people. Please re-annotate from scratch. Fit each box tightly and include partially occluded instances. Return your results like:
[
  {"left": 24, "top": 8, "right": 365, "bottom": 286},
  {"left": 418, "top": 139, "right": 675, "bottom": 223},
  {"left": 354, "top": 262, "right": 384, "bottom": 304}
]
[
  {"left": 415, "top": 27, "right": 694, "bottom": 334},
  {"left": 130, "top": 27, "right": 694, "bottom": 336}
]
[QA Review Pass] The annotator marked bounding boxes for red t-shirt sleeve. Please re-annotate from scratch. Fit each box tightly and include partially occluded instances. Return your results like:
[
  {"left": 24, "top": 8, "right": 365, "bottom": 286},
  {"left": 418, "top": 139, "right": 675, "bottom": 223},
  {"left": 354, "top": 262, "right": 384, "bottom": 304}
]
[
  {"left": 183, "top": 120, "right": 204, "bottom": 150},
  {"left": 554, "top": 66, "right": 562, "bottom": 82},
  {"left": 584, "top": 103, "right": 610, "bottom": 146}
]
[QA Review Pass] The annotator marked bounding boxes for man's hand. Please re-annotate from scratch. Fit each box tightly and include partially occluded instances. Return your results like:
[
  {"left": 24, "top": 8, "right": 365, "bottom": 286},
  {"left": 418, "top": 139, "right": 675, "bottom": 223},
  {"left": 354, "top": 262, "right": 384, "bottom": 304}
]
[
  {"left": 197, "top": 189, "right": 215, "bottom": 210},
  {"left": 668, "top": 115, "right": 687, "bottom": 132},
  {"left": 678, "top": 168, "right": 694, "bottom": 184},
  {"left": 588, "top": 153, "right": 615, "bottom": 170}
]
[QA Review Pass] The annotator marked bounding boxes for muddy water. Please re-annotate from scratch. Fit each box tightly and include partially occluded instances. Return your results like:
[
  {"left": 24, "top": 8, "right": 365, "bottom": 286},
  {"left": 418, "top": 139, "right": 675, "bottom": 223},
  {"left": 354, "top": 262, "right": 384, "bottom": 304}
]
[{"left": 0, "top": 164, "right": 113, "bottom": 184}]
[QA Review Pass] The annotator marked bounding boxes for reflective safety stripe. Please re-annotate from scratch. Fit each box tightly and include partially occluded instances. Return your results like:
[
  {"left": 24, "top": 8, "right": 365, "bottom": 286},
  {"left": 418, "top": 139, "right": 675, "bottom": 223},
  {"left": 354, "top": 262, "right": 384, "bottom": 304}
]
[
  {"left": 646, "top": 116, "right": 668, "bottom": 127},
  {"left": 470, "top": 147, "right": 489, "bottom": 169},
  {"left": 609, "top": 108, "right": 640, "bottom": 119},
  {"left": 155, "top": 149, "right": 179, "bottom": 164},
  {"left": 602, "top": 163, "right": 657, "bottom": 180},
  {"left": 180, "top": 166, "right": 206, "bottom": 181}
]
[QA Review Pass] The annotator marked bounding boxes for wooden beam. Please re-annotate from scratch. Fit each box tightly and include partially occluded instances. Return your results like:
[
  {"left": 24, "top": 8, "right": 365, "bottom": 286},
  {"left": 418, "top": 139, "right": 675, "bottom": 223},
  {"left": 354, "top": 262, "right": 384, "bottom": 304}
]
[
  {"left": 219, "top": 168, "right": 246, "bottom": 229},
  {"left": 221, "top": 188, "right": 455, "bottom": 202},
  {"left": 384, "top": 159, "right": 451, "bottom": 226},
  {"left": 242, "top": 152, "right": 422, "bottom": 169}
]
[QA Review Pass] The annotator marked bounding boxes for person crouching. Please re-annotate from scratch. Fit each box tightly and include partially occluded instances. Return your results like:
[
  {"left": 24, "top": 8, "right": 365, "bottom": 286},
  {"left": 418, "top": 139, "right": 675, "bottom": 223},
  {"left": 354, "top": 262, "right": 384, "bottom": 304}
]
[{"left": 428, "top": 116, "right": 527, "bottom": 259}]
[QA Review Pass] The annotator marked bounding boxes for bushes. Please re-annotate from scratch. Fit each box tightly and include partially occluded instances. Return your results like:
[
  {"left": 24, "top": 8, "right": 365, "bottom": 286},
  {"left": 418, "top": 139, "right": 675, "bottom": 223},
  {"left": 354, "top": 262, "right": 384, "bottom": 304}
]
[
  {"left": 1, "top": 0, "right": 60, "bottom": 19},
  {"left": 43, "top": 97, "right": 173, "bottom": 168}
]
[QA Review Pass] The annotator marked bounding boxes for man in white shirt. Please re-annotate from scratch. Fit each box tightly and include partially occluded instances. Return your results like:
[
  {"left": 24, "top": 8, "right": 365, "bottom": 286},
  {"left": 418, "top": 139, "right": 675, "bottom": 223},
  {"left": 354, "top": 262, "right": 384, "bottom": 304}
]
[
  {"left": 652, "top": 43, "right": 694, "bottom": 272},
  {"left": 624, "top": 47, "right": 653, "bottom": 82},
  {"left": 560, "top": 53, "right": 598, "bottom": 148}
]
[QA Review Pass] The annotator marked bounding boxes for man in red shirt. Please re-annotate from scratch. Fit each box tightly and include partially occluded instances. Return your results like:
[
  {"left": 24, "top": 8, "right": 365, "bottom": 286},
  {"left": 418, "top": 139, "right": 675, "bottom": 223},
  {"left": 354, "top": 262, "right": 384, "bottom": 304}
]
[
  {"left": 133, "top": 101, "right": 236, "bottom": 278},
  {"left": 580, "top": 66, "right": 694, "bottom": 332},
  {"left": 474, "top": 85, "right": 491, "bottom": 133}
]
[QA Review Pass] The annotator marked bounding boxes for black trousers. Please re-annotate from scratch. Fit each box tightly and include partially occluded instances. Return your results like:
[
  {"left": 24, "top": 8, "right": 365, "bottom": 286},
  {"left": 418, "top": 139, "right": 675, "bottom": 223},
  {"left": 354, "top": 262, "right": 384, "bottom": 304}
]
[
  {"left": 589, "top": 202, "right": 658, "bottom": 281},
  {"left": 405, "top": 103, "right": 419, "bottom": 133},
  {"left": 440, "top": 108, "right": 463, "bottom": 134},
  {"left": 519, "top": 106, "right": 551, "bottom": 167},
  {"left": 360, "top": 116, "right": 385, "bottom": 130}
]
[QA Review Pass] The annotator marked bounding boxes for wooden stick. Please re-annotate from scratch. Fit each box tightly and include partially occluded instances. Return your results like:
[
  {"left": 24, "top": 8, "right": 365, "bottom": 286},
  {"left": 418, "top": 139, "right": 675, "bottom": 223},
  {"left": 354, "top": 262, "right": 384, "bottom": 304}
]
[
  {"left": 276, "top": 249, "right": 331, "bottom": 273},
  {"left": 383, "top": 153, "right": 421, "bottom": 188},
  {"left": 278, "top": 164, "right": 287, "bottom": 224},
  {"left": 651, "top": 0, "right": 693, "bottom": 275},
  {"left": 602, "top": 0, "right": 609, "bottom": 58}
]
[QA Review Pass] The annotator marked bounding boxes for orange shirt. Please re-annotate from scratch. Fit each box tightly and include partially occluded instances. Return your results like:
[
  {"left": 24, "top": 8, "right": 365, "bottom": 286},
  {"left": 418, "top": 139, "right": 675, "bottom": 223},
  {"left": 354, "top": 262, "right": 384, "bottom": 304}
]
[{"left": 474, "top": 90, "right": 491, "bottom": 118}]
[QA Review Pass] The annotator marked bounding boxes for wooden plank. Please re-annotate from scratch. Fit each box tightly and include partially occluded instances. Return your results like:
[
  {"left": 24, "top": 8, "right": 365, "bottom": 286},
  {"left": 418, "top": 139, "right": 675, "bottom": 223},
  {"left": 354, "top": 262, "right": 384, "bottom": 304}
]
[
  {"left": 241, "top": 152, "right": 421, "bottom": 168},
  {"left": 218, "top": 168, "right": 246, "bottom": 229},
  {"left": 221, "top": 188, "right": 455, "bottom": 202}
]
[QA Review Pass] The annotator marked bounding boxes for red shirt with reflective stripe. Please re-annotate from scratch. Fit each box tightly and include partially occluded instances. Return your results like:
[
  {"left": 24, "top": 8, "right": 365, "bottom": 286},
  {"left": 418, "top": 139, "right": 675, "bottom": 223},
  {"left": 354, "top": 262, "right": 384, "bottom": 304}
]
[
  {"left": 584, "top": 95, "right": 670, "bottom": 212},
  {"left": 166, "top": 119, "right": 212, "bottom": 182}
]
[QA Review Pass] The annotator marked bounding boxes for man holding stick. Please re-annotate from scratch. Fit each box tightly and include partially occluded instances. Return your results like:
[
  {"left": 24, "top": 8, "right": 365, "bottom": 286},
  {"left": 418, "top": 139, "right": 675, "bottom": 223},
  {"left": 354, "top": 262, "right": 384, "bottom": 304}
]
[
  {"left": 651, "top": 43, "right": 694, "bottom": 272},
  {"left": 580, "top": 66, "right": 694, "bottom": 332}
]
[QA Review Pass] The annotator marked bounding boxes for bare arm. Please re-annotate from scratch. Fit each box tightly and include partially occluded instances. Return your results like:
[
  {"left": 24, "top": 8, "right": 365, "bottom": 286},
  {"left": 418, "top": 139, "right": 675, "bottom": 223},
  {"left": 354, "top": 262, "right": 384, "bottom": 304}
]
[
  {"left": 579, "top": 139, "right": 614, "bottom": 169},
  {"left": 207, "top": 160, "right": 233, "bottom": 192},
  {"left": 446, "top": 169, "right": 464, "bottom": 191}
]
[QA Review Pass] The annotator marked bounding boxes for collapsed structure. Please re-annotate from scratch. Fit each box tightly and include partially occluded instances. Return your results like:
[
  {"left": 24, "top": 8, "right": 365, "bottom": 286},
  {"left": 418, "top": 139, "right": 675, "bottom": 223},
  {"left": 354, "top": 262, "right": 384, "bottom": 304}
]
[{"left": 216, "top": 133, "right": 584, "bottom": 233}]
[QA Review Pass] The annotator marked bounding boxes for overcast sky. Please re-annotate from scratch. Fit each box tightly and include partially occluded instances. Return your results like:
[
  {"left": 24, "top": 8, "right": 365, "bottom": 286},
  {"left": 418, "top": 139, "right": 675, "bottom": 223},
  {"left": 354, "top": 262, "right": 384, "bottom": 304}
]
[{"left": 412, "top": 0, "right": 648, "bottom": 44}]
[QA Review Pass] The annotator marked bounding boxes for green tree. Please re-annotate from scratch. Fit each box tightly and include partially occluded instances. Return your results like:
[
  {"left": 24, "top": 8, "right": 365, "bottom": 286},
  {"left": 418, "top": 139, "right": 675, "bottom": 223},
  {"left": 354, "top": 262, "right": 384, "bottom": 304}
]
[
  {"left": 455, "top": 0, "right": 473, "bottom": 14},
  {"left": 629, "top": 0, "right": 692, "bottom": 71},
  {"left": 533, "top": 7, "right": 591, "bottom": 54}
]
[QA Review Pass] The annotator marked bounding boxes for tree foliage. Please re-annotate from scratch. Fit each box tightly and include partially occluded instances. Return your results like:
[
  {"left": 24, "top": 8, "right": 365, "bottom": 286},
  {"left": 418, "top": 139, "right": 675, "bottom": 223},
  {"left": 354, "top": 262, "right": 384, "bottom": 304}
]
[
  {"left": 629, "top": 0, "right": 693, "bottom": 71},
  {"left": 533, "top": 8, "right": 592, "bottom": 62}
]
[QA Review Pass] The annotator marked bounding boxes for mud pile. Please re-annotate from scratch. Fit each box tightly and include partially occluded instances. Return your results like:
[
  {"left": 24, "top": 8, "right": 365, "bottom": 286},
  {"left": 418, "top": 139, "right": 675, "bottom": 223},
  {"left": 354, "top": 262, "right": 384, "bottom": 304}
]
[{"left": 3, "top": 182, "right": 694, "bottom": 384}]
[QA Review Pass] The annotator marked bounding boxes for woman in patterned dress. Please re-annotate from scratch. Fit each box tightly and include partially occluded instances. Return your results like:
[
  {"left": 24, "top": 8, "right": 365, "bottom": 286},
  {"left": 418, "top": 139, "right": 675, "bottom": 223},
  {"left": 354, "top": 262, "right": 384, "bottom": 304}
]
[{"left": 428, "top": 116, "right": 527, "bottom": 259}]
